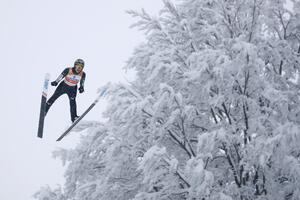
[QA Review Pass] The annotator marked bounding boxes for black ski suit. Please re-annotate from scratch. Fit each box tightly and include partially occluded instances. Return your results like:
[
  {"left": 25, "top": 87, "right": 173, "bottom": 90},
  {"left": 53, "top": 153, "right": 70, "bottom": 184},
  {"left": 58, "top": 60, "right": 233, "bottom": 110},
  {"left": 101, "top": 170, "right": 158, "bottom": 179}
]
[{"left": 45, "top": 67, "right": 86, "bottom": 122}]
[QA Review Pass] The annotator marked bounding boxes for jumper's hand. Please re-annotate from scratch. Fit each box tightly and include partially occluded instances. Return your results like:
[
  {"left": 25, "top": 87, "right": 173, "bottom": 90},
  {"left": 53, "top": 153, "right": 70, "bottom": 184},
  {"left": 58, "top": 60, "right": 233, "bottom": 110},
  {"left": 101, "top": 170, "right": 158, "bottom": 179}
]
[
  {"left": 79, "top": 86, "right": 84, "bottom": 93},
  {"left": 51, "top": 81, "right": 58, "bottom": 86}
]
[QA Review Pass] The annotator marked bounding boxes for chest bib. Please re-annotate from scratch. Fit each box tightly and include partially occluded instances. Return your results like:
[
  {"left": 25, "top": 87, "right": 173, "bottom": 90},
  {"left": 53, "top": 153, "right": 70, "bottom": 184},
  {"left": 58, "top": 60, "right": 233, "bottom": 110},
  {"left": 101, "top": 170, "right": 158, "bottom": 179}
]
[{"left": 64, "top": 67, "right": 83, "bottom": 86}]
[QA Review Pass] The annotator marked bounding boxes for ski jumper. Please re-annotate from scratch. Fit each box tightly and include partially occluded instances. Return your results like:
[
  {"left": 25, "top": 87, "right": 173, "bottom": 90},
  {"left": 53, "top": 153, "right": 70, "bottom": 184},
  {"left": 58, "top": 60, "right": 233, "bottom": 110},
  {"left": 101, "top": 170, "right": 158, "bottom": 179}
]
[{"left": 45, "top": 67, "right": 86, "bottom": 122}]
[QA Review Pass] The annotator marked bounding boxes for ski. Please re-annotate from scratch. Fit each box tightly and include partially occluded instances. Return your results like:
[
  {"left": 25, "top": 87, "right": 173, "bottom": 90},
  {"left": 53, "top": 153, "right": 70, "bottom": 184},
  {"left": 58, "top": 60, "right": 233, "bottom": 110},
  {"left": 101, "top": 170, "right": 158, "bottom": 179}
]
[
  {"left": 37, "top": 73, "right": 50, "bottom": 138},
  {"left": 56, "top": 88, "right": 108, "bottom": 141}
]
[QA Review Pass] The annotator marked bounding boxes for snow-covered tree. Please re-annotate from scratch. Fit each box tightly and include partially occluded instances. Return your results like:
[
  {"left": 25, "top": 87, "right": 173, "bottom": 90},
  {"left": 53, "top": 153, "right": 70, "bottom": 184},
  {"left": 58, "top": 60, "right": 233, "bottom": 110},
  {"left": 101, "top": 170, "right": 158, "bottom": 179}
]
[{"left": 35, "top": 0, "right": 300, "bottom": 200}]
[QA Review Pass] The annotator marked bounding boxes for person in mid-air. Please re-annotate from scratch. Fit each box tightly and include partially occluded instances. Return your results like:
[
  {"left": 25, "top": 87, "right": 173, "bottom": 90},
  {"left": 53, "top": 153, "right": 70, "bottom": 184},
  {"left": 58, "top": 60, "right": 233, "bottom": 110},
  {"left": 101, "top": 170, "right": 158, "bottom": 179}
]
[{"left": 45, "top": 58, "right": 86, "bottom": 123}]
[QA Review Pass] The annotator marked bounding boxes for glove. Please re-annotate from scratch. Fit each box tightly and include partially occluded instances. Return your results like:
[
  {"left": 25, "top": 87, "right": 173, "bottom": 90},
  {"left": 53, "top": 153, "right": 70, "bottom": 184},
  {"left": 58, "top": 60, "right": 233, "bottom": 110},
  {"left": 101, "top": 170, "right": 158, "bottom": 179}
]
[
  {"left": 79, "top": 86, "right": 84, "bottom": 93},
  {"left": 51, "top": 81, "right": 58, "bottom": 86}
]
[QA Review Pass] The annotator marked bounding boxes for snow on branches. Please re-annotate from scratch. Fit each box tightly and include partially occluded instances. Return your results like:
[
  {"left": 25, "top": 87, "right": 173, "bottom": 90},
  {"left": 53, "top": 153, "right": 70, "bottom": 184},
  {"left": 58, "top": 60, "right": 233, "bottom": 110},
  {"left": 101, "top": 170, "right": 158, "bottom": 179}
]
[{"left": 36, "top": 0, "right": 300, "bottom": 200}]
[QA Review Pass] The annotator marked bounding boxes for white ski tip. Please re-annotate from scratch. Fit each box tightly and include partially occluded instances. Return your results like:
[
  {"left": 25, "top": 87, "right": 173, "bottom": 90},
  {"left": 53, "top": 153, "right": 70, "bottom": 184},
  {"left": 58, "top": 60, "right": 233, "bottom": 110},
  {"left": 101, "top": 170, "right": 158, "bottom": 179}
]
[
  {"left": 45, "top": 73, "right": 51, "bottom": 80},
  {"left": 100, "top": 88, "right": 108, "bottom": 96}
]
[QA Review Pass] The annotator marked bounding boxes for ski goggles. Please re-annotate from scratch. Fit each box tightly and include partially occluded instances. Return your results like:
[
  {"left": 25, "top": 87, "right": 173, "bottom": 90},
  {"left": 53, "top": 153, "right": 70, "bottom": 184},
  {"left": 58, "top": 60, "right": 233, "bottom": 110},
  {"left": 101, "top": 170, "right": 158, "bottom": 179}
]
[{"left": 75, "top": 63, "right": 84, "bottom": 69}]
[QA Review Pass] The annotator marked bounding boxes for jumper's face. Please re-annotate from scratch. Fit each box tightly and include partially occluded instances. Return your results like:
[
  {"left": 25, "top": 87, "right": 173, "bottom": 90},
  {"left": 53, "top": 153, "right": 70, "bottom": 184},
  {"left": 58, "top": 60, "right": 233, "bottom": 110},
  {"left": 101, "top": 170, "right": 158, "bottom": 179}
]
[{"left": 75, "top": 64, "right": 83, "bottom": 73}]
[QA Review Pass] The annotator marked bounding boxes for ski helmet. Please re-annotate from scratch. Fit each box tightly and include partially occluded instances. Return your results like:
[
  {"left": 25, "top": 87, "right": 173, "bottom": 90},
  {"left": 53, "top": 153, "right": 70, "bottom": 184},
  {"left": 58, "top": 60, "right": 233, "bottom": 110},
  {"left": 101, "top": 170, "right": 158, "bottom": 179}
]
[{"left": 74, "top": 58, "right": 85, "bottom": 68}]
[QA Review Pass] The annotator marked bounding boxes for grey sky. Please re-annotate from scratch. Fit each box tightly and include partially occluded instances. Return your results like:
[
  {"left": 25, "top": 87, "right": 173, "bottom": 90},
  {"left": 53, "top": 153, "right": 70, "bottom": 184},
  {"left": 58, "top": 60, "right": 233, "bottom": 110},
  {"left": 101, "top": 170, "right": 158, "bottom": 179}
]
[{"left": 0, "top": 0, "right": 162, "bottom": 199}]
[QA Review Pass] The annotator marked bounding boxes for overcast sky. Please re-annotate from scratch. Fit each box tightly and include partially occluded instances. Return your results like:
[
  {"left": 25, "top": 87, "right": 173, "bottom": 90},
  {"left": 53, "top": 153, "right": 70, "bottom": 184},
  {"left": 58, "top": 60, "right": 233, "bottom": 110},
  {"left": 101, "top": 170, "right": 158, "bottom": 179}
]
[{"left": 0, "top": 0, "right": 162, "bottom": 199}]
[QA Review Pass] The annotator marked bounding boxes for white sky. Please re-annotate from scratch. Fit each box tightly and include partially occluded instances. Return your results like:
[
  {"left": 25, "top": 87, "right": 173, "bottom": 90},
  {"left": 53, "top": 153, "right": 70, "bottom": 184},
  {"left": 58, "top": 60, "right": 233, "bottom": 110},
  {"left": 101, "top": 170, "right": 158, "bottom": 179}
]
[{"left": 0, "top": 0, "right": 162, "bottom": 199}]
